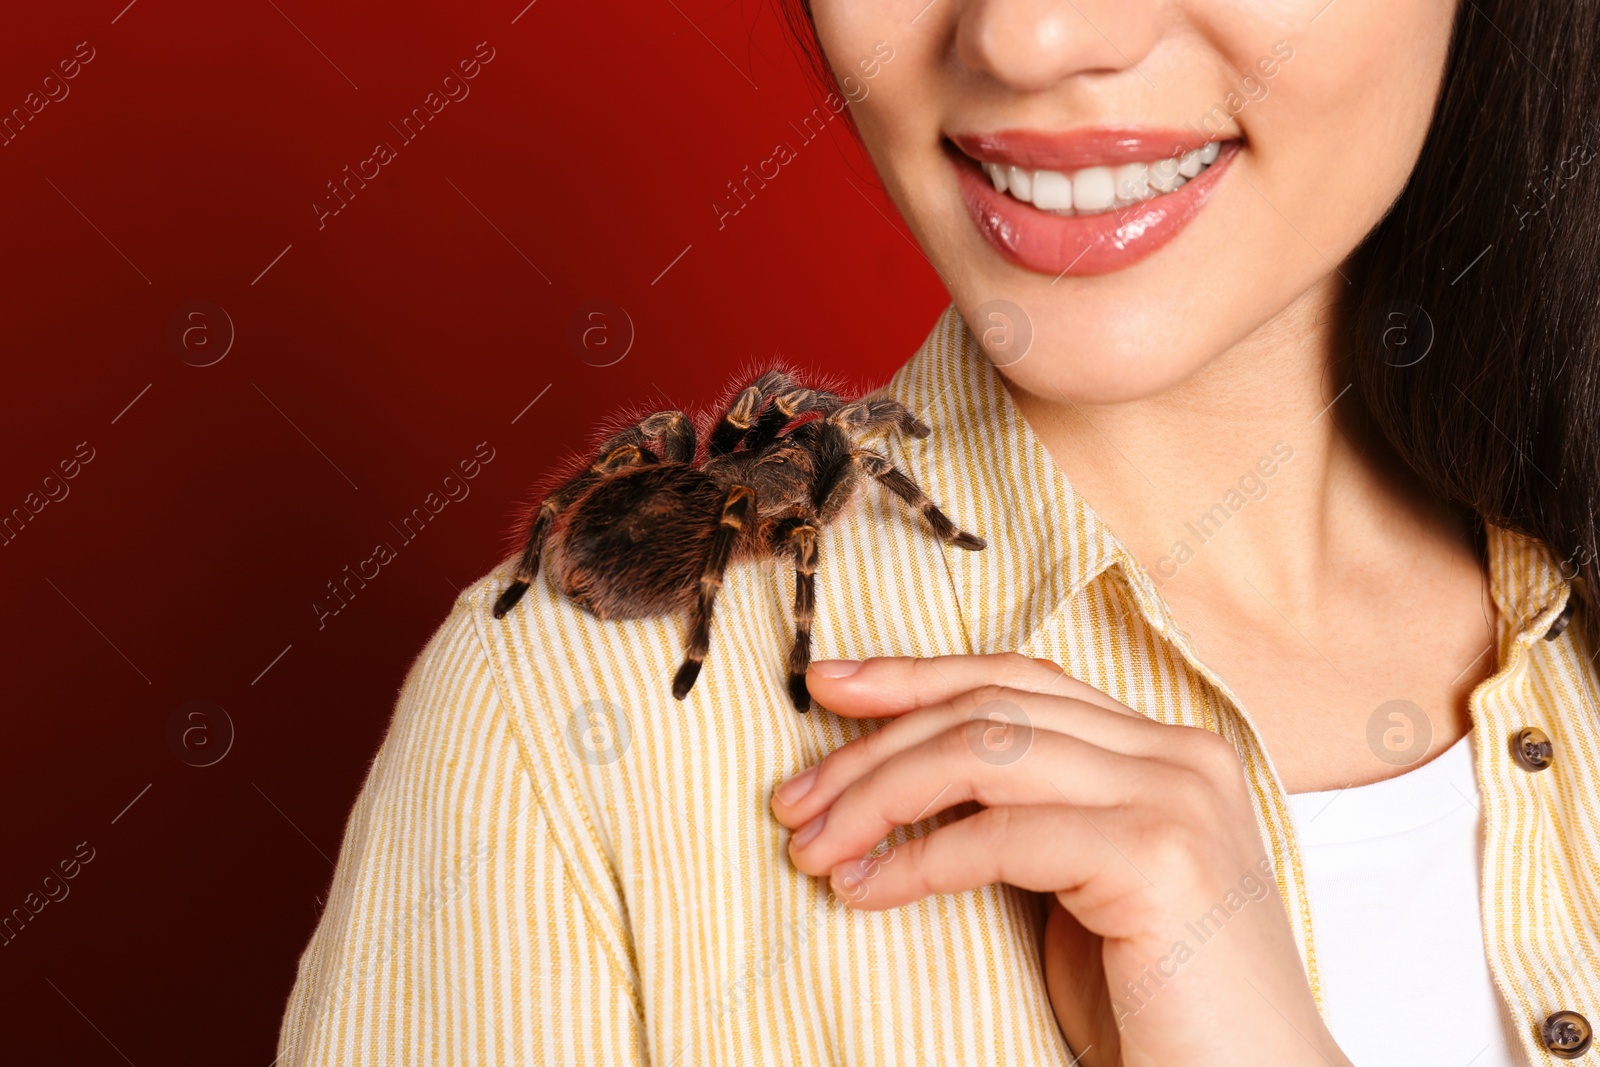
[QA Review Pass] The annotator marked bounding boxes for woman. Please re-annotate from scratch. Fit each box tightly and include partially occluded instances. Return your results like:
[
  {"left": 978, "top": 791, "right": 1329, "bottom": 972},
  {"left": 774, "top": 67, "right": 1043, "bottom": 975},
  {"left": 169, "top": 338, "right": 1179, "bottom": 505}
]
[{"left": 276, "top": 1, "right": 1600, "bottom": 1065}]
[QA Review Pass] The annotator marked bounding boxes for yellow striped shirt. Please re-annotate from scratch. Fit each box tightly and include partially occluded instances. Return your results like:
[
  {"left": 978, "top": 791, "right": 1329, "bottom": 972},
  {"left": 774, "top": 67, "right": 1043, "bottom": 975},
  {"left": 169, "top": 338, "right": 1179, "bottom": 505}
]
[{"left": 276, "top": 305, "right": 1600, "bottom": 1066}]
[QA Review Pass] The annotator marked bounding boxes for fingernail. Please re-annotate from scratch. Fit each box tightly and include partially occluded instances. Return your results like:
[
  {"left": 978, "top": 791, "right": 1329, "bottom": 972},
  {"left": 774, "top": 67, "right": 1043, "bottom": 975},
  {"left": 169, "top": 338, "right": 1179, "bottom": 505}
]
[
  {"left": 831, "top": 857, "right": 869, "bottom": 894},
  {"left": 775, "top": 766, "right": 818, "bottom": 806},
  {"left": 790, "top": 811, "right": 827, "bottom": 850},
  {"left": 811, "top": 660, "right": 862, "bottom": 678}
]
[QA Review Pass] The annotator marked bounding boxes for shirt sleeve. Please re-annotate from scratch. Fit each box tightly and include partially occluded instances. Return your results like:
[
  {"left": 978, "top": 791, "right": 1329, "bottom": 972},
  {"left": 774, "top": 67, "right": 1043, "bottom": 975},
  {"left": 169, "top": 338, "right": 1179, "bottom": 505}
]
[{"left": 273, "top": 598, "right": 647, "bottom": 1066}]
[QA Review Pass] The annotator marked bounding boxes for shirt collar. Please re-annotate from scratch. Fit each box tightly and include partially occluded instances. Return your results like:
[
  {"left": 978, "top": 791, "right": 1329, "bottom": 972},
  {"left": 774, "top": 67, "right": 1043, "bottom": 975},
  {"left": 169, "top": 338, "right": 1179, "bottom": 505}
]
[
  {"left": 1486, "top": 522, "right": 1574, "bottom": 641},
  {"left": 884, "top": 305, "right": 1574, "bottom": 656},
  {"left": 883, "top": 305, "right": 1125, "bottom": 655}
]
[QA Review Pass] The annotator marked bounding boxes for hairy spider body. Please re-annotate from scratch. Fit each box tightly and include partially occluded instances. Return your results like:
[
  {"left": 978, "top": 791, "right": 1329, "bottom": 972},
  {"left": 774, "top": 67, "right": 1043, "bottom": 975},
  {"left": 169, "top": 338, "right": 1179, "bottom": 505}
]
[
  {"left": 551, "top": 465, "right": 728, "bottom": 620},
  {"left": 493, "top": 369, "right": 985, "bottom": 711}
]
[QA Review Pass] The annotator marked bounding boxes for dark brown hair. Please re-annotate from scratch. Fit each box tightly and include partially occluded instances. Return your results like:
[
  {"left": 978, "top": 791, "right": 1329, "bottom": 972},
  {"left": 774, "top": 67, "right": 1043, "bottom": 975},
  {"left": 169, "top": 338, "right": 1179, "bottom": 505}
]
[
  {"left": 786, "top": 1, "right": 1600, "bottom": 653},
  {"left": 1351, "top": 2, "right": 1600, "bottom": 654}
]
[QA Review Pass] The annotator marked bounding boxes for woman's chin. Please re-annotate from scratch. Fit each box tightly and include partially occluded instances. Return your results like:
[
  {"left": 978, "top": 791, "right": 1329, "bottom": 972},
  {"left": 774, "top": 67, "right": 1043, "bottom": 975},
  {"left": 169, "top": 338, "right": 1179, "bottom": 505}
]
[{"left": 985, "top": 342, "right": 1214, "bottom": 409}]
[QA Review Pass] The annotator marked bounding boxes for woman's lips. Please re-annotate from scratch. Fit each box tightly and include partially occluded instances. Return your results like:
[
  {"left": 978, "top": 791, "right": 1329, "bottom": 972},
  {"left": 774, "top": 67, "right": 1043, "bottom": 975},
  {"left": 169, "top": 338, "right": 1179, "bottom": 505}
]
[
  {"left": 949, "top": 131, "right": 1239, "bottom": 277},
  {"left": 953, "top": 127, "right": 1217, "bottom": 171}
]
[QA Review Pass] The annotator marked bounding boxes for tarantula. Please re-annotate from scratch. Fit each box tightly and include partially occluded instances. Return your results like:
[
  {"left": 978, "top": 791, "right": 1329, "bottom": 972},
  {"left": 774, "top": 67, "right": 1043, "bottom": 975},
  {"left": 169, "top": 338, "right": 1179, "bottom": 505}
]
[{"left": 492, "top": 369, "right": 986, "bottom": 711}]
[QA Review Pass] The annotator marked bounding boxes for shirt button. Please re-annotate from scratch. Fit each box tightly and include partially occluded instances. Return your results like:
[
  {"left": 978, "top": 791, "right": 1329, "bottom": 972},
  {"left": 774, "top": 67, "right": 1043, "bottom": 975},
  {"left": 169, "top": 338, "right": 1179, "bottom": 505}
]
[
  {"left": 1542, "top": 1010, "right": 1593, "bottom": 1059},
  {"left": 1545, "top": 598, "right": 1577, "bottom": 641},
  {"left": 1512, "top": 727, "right": 1555, "bottom": 772}
]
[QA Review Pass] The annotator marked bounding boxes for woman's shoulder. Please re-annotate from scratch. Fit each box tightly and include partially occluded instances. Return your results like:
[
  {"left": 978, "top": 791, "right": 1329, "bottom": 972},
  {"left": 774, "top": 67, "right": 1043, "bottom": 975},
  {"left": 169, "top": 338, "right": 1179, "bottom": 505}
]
[
  {"left": 454, "top": 489, "right": 967, "bottom": 712},
  {"left": 443, "top": 549, "right": 803, "bottom": 739}
]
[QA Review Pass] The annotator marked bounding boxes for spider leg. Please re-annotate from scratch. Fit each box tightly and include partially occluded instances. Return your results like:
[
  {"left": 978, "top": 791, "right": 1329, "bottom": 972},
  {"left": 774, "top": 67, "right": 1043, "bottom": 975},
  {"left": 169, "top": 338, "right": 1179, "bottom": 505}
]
[
  {"left": 851, "top": 448, "right": 986, "bottom": 551},
  {"left": 827, "top": 396, "right": 931, "bottom": 440},
  {"left": 493, "top": 410, "right": 693, "bottom": 619},
  {"left": 772, "top": 517, "right": 820, "bottom": 711},
  {"left": 738, "top": 384, "right": 850, "bottom": 453},
  {"left": 636, "top": 408, "right": 697, "bottom": 463},
  {"left": 708, "top": 370, "right": 796, "bottom": 456},
  {"left": 813, "top": 450, "right": 865, "bottom": 525},
  {"left": 737, "top": 395, "right": 807, "bottom": 454},
  {"left": 710, "top": 370, "right": 858, "bottom": 456},
  {"left": 672, "top": 484, "right": 757, "bottom": 700},
  {"left": 766, "top": 434, "right": 887, "bottom": 711}
]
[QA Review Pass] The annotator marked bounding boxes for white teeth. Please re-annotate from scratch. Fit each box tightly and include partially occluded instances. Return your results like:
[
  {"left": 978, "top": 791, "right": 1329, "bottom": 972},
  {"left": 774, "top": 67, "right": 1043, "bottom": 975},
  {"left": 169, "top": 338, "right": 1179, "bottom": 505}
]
[
  {"left": 1031, "top": 168, "right": 1072, "bottom": 210},
  {"left": 1148, "top": 157, "right": 1181, "bottom": 193},
  {"left": 980, "top": 141, "right": 1226, "bottom": 215},
  {"left": 1006, "top": 165, "right": 1032, "bottom": 201},
  {"left": 1072, "top": 166, "right": 1115, "bottom": 212},
  {"left": 1113, "top": 163, "right": 1148, "bottom": 203}
]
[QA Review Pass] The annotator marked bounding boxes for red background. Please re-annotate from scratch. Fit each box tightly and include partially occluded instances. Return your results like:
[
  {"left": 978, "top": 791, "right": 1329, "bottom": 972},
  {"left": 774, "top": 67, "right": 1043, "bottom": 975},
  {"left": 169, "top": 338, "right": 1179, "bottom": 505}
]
[{"left": 0, "top": 1, "right": 944, "bottom": 1061}]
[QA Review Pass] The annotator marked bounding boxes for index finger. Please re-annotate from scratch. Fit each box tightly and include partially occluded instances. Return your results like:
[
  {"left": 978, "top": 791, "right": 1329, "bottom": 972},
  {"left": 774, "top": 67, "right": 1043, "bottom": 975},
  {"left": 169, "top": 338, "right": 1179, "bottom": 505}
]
[{"left": 806, "top": 653, "right": 1141, "bottom": 720}]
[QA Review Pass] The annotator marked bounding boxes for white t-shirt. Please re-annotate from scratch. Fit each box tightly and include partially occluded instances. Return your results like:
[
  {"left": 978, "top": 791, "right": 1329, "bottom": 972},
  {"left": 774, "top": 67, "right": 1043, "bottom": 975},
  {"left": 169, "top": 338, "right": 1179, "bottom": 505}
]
[{"left": 1286, "top": 731, "right": 1526, "bottom": 1066}]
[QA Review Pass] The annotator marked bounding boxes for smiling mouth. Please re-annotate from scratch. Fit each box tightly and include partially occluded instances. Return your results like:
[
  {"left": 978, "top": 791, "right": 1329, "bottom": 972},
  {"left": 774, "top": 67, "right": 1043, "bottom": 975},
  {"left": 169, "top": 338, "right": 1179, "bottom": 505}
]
[
  {"left": 945, "top": 128, "right": 1242, "bottom": 276},
  {"left": 974, "top": 140, "right": 1230, "bottom": 215}
]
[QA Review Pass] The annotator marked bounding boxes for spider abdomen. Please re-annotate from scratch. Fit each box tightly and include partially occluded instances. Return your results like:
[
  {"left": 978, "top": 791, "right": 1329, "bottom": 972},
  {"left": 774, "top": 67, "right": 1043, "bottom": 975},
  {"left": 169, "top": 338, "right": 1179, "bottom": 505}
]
[{"left": 548, "top": 464, "right": 728, "bottom": 621}]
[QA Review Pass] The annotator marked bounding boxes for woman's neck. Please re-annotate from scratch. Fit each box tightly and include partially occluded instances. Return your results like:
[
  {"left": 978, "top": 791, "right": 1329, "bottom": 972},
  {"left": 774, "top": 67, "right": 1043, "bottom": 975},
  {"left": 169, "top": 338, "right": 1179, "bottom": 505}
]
[
  {"left": 1003, "top": 276, "right": 1463, "bottom": 617},
  {"left": 1002, "top": 276, "right": 1495, "bottom": 790}
]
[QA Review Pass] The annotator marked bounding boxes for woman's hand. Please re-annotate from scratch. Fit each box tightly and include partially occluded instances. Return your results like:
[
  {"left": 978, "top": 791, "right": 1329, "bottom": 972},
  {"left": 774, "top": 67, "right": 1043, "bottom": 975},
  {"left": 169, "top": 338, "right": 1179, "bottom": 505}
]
[{"left": 770, "top": 654, "right": 1351, "bottom": 1067}]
